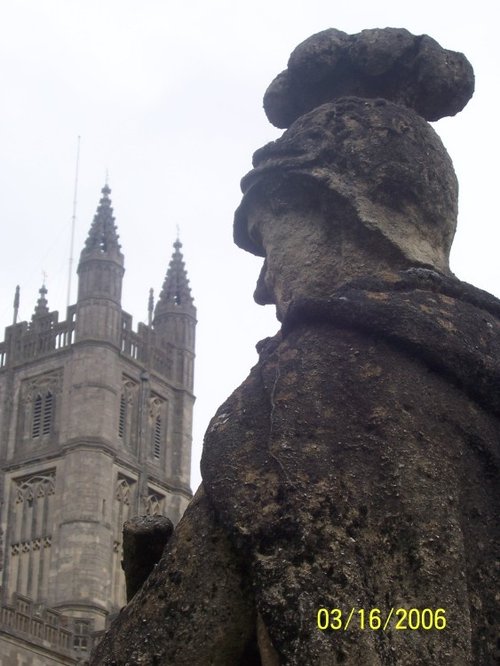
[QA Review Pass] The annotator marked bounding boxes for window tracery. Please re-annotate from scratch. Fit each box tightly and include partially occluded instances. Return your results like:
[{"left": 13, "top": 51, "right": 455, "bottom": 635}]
[
  {"left": 7, "top": 471, "right": 56, "bottom": 602},
  {"left": 111, "top": 474, "right": 136, "bottom": 608},
  {"left": 143, "top": 489, "right": 165, "bottom": 516},
  {"left": 118, "top": 377, "right": 138, "bottom": 447},
  {"left": 149, "top": 395, "right": 167, "bottom": 462}
]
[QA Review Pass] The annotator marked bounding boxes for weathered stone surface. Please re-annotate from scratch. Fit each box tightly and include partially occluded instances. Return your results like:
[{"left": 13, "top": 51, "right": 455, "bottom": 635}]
[
  {"left": 91, "top": 487, "right": 260, "bottom": 664},
  {"left": 235, "top": 98, "right": 458, "bottom": 275},
  {"left": 264, "top": 28, "right": 474, "bottom": 127},
  {"left": 122, "top": 515, "right": 174, "bottom": 602},
  {"left": 91, "top": 28, "right": 499, "bottom": 666},
  {"left": 92, "top": 271, "right": 500, "bottom": 664},
  {"left": 201, "top": 271, "right": 500, "bottom": 664}
]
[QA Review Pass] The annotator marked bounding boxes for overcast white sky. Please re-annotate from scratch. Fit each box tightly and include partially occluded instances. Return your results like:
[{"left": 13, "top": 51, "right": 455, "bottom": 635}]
[{"left": 0, "top": 0, "right": 498, "bottom": 489}]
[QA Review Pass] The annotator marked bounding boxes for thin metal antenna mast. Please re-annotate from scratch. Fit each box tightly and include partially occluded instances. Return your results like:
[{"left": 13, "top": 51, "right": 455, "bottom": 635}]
[
  {"left": 67, "top": 135, "right": 81, "bottom": 308},
  {"left": 12, "top": 285, "right": 20, "bottom": 325}
]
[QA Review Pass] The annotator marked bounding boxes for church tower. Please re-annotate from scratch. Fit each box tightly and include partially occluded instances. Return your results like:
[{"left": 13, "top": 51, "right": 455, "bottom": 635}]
[
  {"left": 153, "top": 239, "right": 196, "bottom": 484},
  {"left": 75, "top": 183, "right": 124, "bottom": 345},
  {"left": 0, "top": 185, "right": 196, "bottom": 662}
]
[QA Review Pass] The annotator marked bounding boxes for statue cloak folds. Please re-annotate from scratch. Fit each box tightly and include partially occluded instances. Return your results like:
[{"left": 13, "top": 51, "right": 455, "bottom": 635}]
[{"left": 202, "top": 271, "right": 500, "bottom": 664}]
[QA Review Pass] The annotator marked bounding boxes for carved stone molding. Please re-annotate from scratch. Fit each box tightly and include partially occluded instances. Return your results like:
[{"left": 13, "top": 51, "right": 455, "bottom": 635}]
[{"left": 22, "top": 370, "right": 63, "bottom": 403}]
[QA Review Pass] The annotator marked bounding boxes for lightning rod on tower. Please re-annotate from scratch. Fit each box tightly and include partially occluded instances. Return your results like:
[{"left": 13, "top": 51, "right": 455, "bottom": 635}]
[{"left": 67, "top": 136, "right": 81, "bottom": 308}]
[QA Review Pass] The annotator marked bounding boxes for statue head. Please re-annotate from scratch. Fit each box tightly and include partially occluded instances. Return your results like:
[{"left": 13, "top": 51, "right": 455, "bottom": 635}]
[{"left": 233, "top": 28, "right": 474, "bottom": 320}]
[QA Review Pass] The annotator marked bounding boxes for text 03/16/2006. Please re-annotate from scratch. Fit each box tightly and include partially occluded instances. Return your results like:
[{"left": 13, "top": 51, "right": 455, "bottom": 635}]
[{"left": 317, "top": 608, "right": 447, "bottom": 631}]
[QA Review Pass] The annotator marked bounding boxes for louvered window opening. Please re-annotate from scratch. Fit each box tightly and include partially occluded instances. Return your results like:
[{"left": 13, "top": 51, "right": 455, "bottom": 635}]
[
  {"left": 32, "top": 392, "right": 53, "bottom": 439},
  {"left": 153, "top": 416, "right": 161, "bottom": 459},
  {"left": 43, "top": 392, "right": 53, "bottom": 435},
  {"left": 32, "top": 396, "right": 42, "bottom": 438},
  {"left": 118, "top": 395, "right": 126, "bottom": 439}
]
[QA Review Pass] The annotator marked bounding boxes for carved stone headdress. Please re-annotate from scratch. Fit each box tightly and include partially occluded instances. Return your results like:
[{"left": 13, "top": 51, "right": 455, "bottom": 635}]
[{"left": 234, "top": 28, "right": 474, "bottom": 274}]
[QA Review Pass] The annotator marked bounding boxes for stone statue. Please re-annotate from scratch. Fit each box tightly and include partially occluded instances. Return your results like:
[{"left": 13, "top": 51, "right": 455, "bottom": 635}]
[{"left": 91, "top": 28, "right": 499, "bottom": 665}]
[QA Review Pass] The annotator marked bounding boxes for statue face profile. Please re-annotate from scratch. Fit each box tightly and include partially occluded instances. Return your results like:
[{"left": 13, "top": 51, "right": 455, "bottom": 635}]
[
  {"left": 245, "top": 171, "right": 416, "bottom": 321},
  {"left": 246, "top": 178, "right": 342, "bottom": 320},
  {"left": 236, "top": 99, "right": 459, "bottom": 297}
]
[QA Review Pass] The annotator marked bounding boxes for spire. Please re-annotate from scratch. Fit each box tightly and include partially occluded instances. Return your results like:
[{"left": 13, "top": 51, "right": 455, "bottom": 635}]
[
  {"left": 33, "top": 284, "right": 49, "bottom": 318},
  {"left": 81, "top": 184, "right": 121, "bottom": 258},
  {"left": 76, "top": 184, "right": 125, "bottom": 310},
  {"left": 155, "top": 239, "right": 194, "bottom": 320}
]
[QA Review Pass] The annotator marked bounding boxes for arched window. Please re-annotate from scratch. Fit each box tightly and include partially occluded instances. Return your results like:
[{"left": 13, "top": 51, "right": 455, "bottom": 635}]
[
  {"left": 148, "top": 395, "right": 166, "bottom": 462},
  {"left": 112, "top": 475, "right": 136, "bottom": 608},
  {"left": 144, "top": 491, "right": 164, "bottom": 516},
  {"left": 118, "top": 379, "right": 138, "bottom": 447},
  {"left": 73, "top": 619, "right": 91, "bottom": 652}
]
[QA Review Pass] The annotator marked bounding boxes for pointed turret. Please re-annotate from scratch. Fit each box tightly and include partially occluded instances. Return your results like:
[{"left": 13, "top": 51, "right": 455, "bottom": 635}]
[
  {"left": 154, "top": 240, "right": 195, "bottom": 321},
  {"left": 153, "top": 239, "right": 196, "bottom": 389},
  {"left": 81, "top": 184, "right": 122, "bottom": 260},
  {"left": 151, "top": 239, "right": 196, "bottom": 489},
  {"left": 32, "top": 284, "right": 49, "bottom": 318},
  {"left": 75, "top": 185, "right": 125, "bottom": 345}
]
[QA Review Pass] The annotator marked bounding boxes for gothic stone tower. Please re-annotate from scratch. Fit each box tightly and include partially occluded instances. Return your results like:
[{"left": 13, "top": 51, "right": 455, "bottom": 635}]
[{"left": 0, "top": 185, "right": 196, "bottom": 655}]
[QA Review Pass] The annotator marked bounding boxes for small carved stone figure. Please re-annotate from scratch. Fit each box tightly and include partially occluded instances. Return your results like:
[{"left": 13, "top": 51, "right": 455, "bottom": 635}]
[{"left": 92, "top": 28, "right": 499, "bottom": 665}]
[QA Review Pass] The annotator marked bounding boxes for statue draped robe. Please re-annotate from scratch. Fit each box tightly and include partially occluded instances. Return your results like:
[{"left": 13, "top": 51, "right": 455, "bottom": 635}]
[{"left": 92, "top": 270, "right": 499, "bottom": 665}]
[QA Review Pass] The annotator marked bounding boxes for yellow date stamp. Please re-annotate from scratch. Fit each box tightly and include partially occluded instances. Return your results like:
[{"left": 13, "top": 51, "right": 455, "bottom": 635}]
[{"left": 317, "top": 608, "right": 446, "bottom": 631}]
